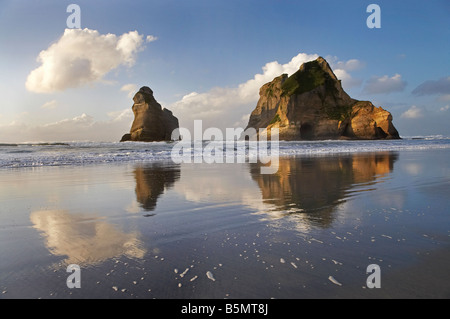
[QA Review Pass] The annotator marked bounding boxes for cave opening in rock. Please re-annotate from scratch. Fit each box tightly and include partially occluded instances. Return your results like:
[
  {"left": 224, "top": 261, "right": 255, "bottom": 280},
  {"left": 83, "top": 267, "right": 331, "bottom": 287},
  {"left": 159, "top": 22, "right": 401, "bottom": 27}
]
[{"left": 300, "top": 123, "right": 314, "bottom": 140}]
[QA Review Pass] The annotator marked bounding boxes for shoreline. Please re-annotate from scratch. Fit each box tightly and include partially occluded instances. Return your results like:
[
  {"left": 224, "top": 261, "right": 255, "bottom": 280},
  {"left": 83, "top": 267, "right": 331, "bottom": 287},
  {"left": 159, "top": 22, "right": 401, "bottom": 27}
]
[{"left": 1, "top": 138, "right": 450, "bottom": 170}]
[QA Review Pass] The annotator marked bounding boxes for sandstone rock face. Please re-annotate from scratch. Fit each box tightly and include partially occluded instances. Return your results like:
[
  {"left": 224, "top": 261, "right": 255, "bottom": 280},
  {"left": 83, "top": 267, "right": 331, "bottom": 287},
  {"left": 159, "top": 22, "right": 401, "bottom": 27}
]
[
  {"left": 245, "top": 57, "right": 400, "bottom": 140},
  {"left": 120, "top": 86, "right": 179, "bottom": 142}
]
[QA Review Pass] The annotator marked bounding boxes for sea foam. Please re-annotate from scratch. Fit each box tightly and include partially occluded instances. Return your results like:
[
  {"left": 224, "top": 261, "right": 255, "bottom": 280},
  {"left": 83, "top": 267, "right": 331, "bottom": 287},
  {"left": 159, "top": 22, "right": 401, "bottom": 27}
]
[{"left": 0, "top": 137, "right": 449, "bottom": 168}]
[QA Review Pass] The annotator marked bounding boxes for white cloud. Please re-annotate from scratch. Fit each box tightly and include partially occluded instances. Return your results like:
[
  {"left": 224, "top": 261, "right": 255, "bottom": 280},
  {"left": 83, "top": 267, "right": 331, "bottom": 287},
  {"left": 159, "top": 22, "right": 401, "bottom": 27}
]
[
  {"left": 26, "top": 28, "right": 148, "bottom": 93},
  {"left": 332, "top": 58, "right": 365, "bottom": 72},
  {"left": 440, "top": 105, "right": 450, "bottom": 112},
  {"left": 120, "top": 83, "right": 138, "bottom": 99},
  {"left": 333, "top": 69, "right": 362, "bottom": 89},
  {"left": 41, "top": 113, "right": 94, "bottom": 129},
  {"left": 0, "top": 111, "right": 133, "bottom": 143},
  {"left": 239, "top": 53, "right": 324, "bottom": 100},
  {"left": 170, "top": 52, "right": 319, "bottom": 131},
  {"left": 107, "top": 108, "right": 134, "bottom": 122},
  {"left": 401, "top": 105, "right": 423, "bottom": 119},
  {"left": 363, "top": 74, "right": 407, "bottom": 94},
  {"left": 326, "top": 56, "right": 364, "bottom": 89},
  {"left": 41, "top": 100, "right": 58, "bottom": 109},
  {"left": 146, "top": 35, "right": 158, "bottom": 43}
]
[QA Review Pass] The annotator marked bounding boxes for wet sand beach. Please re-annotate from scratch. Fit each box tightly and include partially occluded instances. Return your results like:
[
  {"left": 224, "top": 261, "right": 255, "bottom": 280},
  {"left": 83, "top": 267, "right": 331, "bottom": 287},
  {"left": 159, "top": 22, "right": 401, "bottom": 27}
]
[{"left": 0, "top": 149, "right": 449, "bottom": 299}]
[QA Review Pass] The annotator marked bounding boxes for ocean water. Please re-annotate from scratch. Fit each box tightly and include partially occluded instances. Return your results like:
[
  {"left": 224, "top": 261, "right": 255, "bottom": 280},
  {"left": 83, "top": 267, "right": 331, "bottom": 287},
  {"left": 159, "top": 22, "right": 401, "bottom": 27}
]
[{"left": 1, "top": 136, "right": 449, "bottom": 168}]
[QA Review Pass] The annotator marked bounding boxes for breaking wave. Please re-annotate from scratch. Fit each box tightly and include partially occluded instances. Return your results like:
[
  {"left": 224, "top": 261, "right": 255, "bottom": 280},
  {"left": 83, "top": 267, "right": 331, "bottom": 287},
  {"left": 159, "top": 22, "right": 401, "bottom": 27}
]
[{"left": 0, "top": 137, "right": 449, "bottom": 168}]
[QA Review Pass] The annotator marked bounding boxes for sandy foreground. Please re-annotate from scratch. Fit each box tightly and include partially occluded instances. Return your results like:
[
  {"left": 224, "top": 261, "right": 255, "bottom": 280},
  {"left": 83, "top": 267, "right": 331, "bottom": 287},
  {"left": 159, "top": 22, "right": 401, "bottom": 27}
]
[{"left": 0, "top": 149, "right": 449, "bottom": 299}]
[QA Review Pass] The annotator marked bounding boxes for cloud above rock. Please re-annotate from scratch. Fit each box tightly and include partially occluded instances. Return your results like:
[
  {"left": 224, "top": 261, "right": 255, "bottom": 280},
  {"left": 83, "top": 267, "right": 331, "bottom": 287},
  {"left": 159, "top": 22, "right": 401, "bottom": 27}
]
[
  {"left": 169, "top": 53, "right": 365, "bottom": 131},
  {"left": 170, "top": 52, "right": 320, "bottom": 130},
  {"left": 326, "top": 56, "right": 365, "bottom": 89},
  {"left": 26, "top": 28, "right": 151, "bottom": 93},
  {"left": 363, "top": 74, "right": 407, "bottom": 94}
]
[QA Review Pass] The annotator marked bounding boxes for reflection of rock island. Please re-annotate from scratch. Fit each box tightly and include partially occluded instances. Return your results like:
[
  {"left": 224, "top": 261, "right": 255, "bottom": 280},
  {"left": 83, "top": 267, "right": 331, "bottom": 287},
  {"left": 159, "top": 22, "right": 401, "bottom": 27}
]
[
  {"left": 250, "top": 152, "right": 398, "bottom": 228},
  {"left": 30, "top": 210, "right": 146, "bottom": 265},
  {"left": 134, "top": 164, "right": 180, "bottom": 211}
]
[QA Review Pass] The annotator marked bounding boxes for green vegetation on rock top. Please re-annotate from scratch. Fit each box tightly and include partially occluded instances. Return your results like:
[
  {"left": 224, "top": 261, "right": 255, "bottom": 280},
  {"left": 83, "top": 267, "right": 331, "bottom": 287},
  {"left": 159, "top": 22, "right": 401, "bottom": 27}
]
[
  {"left": 323, "top": 104, "right": 353, "bottom": 121},
  {"left": 281, "top": 60, "right": 328, "bottom": 96}
]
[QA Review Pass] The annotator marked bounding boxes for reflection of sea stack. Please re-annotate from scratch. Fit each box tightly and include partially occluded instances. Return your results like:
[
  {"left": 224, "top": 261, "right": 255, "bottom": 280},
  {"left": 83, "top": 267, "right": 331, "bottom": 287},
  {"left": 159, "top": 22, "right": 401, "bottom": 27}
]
[
  {"left": 250, "top": 153, "right": 398, "bottom": 228},
  {"left": 120, "top": 86, "right": 179, "bottom": 142},
  {"left": 134, "top": 164, "right": 180, "bottom": 211},
  {"left": 245, "top": 57, "right": 400, "bottom": 140}
]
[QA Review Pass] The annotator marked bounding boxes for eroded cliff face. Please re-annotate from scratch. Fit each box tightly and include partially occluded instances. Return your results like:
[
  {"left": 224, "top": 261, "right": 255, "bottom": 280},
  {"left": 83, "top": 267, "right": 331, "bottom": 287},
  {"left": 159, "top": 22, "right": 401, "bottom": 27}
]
[
  {"left": 120, "top": 86, "right": 179, "bottom": 142},
  {"left": 245, "top": 57, "right": 400, "bottom": 140}
]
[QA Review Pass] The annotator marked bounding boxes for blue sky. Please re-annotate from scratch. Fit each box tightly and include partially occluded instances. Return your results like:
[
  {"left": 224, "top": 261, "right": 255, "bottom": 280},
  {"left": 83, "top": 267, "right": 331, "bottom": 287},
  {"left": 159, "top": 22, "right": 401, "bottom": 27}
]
[{"left": 0, "top": 0, "right": 449, "bottom": 142}]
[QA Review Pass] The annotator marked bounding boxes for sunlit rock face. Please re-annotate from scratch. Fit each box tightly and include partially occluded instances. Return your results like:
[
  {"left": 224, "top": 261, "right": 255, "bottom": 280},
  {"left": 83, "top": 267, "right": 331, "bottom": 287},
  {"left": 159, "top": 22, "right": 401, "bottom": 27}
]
[
  {"left": 245, "top": 57, "right": 400, "bottom": 140},
  {"left": 120, "top": 86, "right": 179, "bottom": 142}
]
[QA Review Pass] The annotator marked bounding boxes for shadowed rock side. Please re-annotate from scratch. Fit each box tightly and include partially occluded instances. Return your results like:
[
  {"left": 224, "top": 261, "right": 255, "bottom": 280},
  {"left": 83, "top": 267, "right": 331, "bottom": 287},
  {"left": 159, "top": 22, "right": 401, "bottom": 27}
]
[
  {"left": 134, "top": 164, "right": 180, "bottom": 211},
  {"left": 245, "top": 57, "right": 400, "bottom": 140},
  {"left": 121, "top": 86, "right": 179, "bottom": 142},
  {"left": 250, "top": 152, "right": 398, "bottom": 228}
]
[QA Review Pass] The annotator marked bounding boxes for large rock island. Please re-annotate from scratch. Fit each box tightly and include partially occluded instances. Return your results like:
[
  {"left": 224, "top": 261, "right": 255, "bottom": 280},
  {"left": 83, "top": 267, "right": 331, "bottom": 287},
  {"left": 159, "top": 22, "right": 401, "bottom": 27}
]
[
  {"left": 120, "top": 86, "right": 179, "bottom": 142},
  {"left": 245, "top": 57, "right": 400, "bottom": 140}
]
